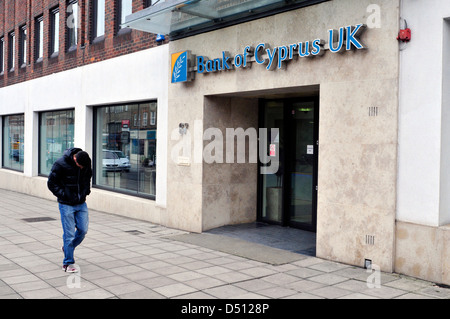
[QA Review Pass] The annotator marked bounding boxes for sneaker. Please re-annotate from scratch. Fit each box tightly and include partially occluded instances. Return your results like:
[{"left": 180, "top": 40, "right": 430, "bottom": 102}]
[{"left": 62, "top": 264, "right": 78, "bottom": 273}]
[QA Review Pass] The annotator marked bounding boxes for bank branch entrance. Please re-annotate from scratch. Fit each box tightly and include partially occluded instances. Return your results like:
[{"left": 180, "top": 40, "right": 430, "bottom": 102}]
[{"left": 259, "top": 97, "right": 319, "bottom": 232}]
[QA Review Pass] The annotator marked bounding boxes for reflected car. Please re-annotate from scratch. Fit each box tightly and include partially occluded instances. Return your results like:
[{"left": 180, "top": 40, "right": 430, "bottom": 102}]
[
  {"left": 111, "top": 150, "right": 131, "bottom": 172},
  {"left": 102, "top": 150, "right": 131, "bottom": 172}
]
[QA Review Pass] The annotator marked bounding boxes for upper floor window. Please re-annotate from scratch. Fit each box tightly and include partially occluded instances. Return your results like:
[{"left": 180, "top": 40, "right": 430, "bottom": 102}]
[
  {"left": 93, "top": 0, "right": 105, "bottom": 40},
  {"left": 67, "top": 0, "right": 79, "bottom": 51},
  {"left": 0, "top": 37, "right": 4, "bottom": 74},
  {"left": 119, "top": 0, "right": 133, "bottom": 30},
  {"left": 50, "top": 7, "right": 60, "bottom": 56},
  {"left": 150, "top": 111, "right": 156, "bottom": 125},
  {"left": 35, "top": 15, "right": 44, "bottom": 62},
  {"left": 8, "top": 31, "right": 15, "bottom": 72},
  {"left": 19, "top": 25, "right": 27, "bottom": 67},
  {"left": 145, "top": 0, "right": 166, "bottom": 6},
  {"left": 143, "top": 112, "right": 148, "bottom": 126}
]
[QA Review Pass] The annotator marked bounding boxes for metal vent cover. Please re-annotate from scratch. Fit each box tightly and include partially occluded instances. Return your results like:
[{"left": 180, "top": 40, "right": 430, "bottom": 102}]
[
  {"left": 365, "top": 235, "right": 375, "bottom": 245},
  {"left": 22, "top": 217, "right": 57, "bottom": 223},
  {"left": 125, "top": 230, "right": 145, "bottom": 235},
  {"left": 369, "top": 106, "right": 379, "bottom": 117}
]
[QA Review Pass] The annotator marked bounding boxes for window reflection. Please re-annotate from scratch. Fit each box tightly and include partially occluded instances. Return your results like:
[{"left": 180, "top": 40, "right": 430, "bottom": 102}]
[
  {"left": 67, "top": 1, "right": 78, "bottom": 49},
  {"left": 120, "top": 0, "right": 133, "bottom": 27},
  {"left": 96, "top": 0, "right": 105, "bottom": 37},
  {"left": 3, "top": 114, "right": 25, "bottom": 172},
  {"left": 51, "top": 9, "right": 60, "bottom": 54},
  {"left": 95, "top": 102, "right": 157, "bottom": 198},
  {"left": 39, "top": 110, "right": 75, "bottom": 176}
]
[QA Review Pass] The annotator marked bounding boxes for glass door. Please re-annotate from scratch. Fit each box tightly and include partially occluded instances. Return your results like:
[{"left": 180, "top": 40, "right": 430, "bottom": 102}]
[
  {"left": 259, "top": 97, "right": 318, "bottom": 232},
  {"left": 260, "top": 100, "right": 284, "bottom": 224},
  {"left": 286, "top": 101, "right": 318, "bottom": 231}
]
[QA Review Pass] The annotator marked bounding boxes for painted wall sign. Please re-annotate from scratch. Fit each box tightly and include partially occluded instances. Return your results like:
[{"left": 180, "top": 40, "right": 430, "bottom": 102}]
[{"left": 171, "top": 24, "right": 367, "bottom": 84}]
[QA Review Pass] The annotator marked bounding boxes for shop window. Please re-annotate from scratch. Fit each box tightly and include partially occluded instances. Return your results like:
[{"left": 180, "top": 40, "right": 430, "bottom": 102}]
[
  {"left": 2, "top": 114, "right": 25, "bottom": 172},
  {"left": 39, "top": 110, "right": 75, "bottom": 176},
  {"left": 94, "top": 102, "right": 157, "bottom": 199}
]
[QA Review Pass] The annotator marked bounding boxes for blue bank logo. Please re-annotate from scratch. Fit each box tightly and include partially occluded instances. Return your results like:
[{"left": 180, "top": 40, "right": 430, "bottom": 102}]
[{"left": 171, "top": 51, "right": 191, "bottom": 83}]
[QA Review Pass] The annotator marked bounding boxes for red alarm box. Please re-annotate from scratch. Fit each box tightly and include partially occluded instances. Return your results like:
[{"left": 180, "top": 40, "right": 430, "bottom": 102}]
[{"left": 397, "top": 28, "right": 411, "bottom": 42}]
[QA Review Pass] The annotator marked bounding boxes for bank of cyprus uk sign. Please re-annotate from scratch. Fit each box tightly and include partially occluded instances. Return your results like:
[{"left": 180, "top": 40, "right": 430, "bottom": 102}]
[{"left": 171, "top": 24, "right": 367, "bottom": 84}]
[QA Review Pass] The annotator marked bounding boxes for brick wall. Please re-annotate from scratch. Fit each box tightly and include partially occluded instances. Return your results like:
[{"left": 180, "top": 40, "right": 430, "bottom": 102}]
[{"left": 0, "top": 0, "right": 166, "bottom": 88}]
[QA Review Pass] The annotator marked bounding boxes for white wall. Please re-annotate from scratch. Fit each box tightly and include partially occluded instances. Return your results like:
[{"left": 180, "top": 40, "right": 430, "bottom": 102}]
[
  {"left": 440, "top": 18, "right": 450, "bottom": 226},
  {"left": 0, "top": 44, "right": 169, "bottom": 208},
  {"left": 398, "top": 0, "right": 450, "bottom": 226}
]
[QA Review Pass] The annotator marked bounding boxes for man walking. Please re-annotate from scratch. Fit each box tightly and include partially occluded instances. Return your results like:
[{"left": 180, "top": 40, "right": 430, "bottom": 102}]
[{"left": 47, "top": 148, "right": 92, "bottom": 273}]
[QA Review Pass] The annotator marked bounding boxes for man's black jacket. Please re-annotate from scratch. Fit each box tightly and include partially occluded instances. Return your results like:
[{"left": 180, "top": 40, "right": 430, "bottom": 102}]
[{"left": 47, "top": 148, "right": 92, "bottom": 206}]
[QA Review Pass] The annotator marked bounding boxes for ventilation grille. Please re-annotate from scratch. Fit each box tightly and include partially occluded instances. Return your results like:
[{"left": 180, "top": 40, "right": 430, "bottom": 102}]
[
  {"left": 22, "top": 217, "right": 56, "bottom": 223},
  {"left": 365, "top": 235, "right": 375, "bottom": 245},
  {"left": 369, "top": 106, "right": 379, "bottom": 117},
  {"left": 125, "top": 230, "right": 145, "bottom": 235}
]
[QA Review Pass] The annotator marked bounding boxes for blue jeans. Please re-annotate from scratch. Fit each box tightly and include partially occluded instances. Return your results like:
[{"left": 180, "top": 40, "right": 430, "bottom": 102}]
[{"left": 59, "top": 202, "right": 89, "bottom": 265}]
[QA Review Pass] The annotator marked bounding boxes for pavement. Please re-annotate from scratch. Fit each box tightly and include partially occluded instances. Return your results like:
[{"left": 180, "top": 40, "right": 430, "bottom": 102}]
[{"left": 0, "top": 188, "right": 449, "bottom": 300}]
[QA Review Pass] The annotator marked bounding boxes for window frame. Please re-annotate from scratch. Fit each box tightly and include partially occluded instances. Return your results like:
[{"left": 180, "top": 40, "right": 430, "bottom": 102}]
[
  {"left": 2, "top": 113, "right": 25, "bottom": 172},
  {"left": 93, "top": 101, "right": 158, "bottom": 200},
  {"left": 66, "top": 0, "right": 79, "bottom": 52},
  {"left": 50, "top": 7, "right": 60, "bottom": 57},
  {"left": 0, "top": 36, "right": 4, "bottom": 75},
  {"left": 145, "top": 0, "right": 165, "bottom": 7},
  {"left": 117, "top": 0, "right": 133, "bottom": 34},
  {"left": 19, "top": 25, "right": 27, "bottom": 68},
  {"left": 8, "top": 31, "right": 15, "bottom": 72},
  {"left": 92, "top": 0, "right": 106, "bottom": 42},
  {"left": 150, "top": 111, "right": 156, "bottom": 126},
  {"left": 142, "top": 111, "right": 148, "bottom": 127},
  {"left": 145, "top": 0, "right": 154, "bottom": 7},
  {"left": 38, "top": 109, "right": 75, "bottom": 176},
  {"left": 35, "top": 15, "right": 44, "bottom": 63}
]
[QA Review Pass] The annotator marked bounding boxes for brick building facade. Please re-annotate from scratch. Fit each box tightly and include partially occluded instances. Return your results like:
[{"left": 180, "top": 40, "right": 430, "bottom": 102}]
[{"left": 0, "top": 0, "right": 165, "bottom": 88}]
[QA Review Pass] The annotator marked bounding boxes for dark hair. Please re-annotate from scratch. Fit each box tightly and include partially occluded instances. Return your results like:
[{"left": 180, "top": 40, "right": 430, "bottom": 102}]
[{"left": 75, "top": 151, "right": 91, "bottom": 168}]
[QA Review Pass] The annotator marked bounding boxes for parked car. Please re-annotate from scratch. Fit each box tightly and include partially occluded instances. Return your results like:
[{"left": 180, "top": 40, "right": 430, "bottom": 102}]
[{"left": 102, "top": 150, "right": 130, "bottom": 172}]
